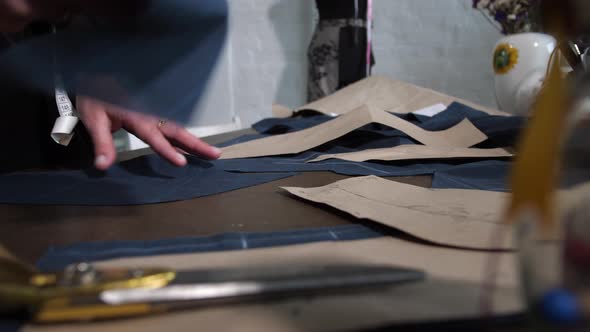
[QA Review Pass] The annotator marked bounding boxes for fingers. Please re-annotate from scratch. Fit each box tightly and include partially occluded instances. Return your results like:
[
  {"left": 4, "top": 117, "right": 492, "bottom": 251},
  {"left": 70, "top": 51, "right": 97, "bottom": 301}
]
[
  {"left": 124, "top": 116, "right": 188, "bottom": 167},
  {"left": 144, "top": 132, "right": 188, "bottom": 167},
  {"left": 77, "top": 97, "right": 117, "bottom": 170},
  {"left": 159, "top": 122, "right": 222, "bottom": 160},
  {"left": 77, "top": 98, "right": 221, "bottom": 168}
]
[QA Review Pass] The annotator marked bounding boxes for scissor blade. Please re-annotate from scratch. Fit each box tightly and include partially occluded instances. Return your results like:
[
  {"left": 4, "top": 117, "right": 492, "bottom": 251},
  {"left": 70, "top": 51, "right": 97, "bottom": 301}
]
[{"left": 101, "top": 264, "right": 425, "bottom": 305}]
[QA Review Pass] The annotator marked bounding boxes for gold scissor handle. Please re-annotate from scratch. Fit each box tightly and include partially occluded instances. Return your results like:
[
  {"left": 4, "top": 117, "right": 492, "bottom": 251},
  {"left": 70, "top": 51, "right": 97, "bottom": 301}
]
[
  {"left": 0, "top": 245, "right": 175, "bottom": 322},
  {"left": 0, "top": 244, "right": 36, "bottom": 283}
]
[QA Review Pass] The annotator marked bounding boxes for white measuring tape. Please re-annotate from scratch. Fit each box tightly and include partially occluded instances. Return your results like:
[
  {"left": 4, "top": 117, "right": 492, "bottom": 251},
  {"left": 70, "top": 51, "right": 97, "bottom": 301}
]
[
  {"left": 51, "top": 78, "right": 78, "bottom": 146},
  {"left": 50, "top": 25, "right": 79, "bottom": 146}
]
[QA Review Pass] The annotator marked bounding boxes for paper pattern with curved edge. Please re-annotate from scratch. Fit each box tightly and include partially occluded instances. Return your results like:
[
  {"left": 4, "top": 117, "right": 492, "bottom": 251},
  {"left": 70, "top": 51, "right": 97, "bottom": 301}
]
[
  {"left": 23, "top": 237, "right": 520, "bottom": 332},
  {"left": 297, "top": 76, "right": 508, "bottom": 116},
  {"left": 308, "top": 146, "right": 512, "bottom": 163},
  {"left": 220, "top": 105, "right": 487, "bottom": 159},
  {"left": 282, "top": 176, "right": 513, "bottom": 250}
]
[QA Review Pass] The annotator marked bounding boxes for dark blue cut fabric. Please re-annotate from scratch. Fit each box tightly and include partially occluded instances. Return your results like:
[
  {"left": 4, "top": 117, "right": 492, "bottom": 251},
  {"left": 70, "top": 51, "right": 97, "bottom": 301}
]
[
  {"left": 36, "top": 224, "right": 384, "bottom": 271},
  {"left": 252, "top": 113, "right": 333, "bottom": 135},
  {"left": 215, "top": 150, "right": 469, "bottom": 177},
  {"left": 251, "top": 102, "right": 525, "bottom": 148},
  {"left": 217, "top": 102, "right": 519, "bottom": 177},
  {"left": 0, "top": 320, "right": 21, "bottom": 332},
  {"left": 431, "top": 160, "right": 511, "bottom": 192},
  {"left": 0, "top": 155, "right": 295, "bottom": 206},
  {"left": 417, "top": 103, "right": 525, "bottom": 148},
  {"left": 252, "top": 110, "right": 421, "bottom": 135},
  {"left": 0, "top": 103, "right": 521, "bottom": 206},
  {"left": 214, "top": 103, "right": 520, "bottom": 183},
  {"left": 253, "top": 115, "right": 412, "bottom": 139}
]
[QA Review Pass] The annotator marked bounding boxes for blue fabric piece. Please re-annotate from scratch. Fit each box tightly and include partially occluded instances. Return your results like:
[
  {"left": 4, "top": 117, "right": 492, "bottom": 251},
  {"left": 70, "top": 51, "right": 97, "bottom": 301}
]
[
  {"left": 216, "top": 150, "right": 469, "bottom": 177},
  {"left": 0, "top": 0, "right": 228, "bottom": 123},
  {"left": 253, "top": 114, "right": 333, "bottom": 134},
  {"left": 252, "top": 111, "right": 418, "bottom": 135},
  {"left": 253, "top": 115, "right": 411, "bottom": 139},
  {"left": 251, "top": 102, "right": 525, "bottom": 148},
  {"left": 0, "top": 155, "right": 295, "bottom": 206},
  {"left": 218, "top": 102, "right": 519, "bottom": 177},
  {"left": 418, "top": 102, "right": 490, "bottom": 124},
  {"left": 222, "top": 133, "right": 420, "bottom": 152},
  {"left": 418, "top": 103, "right": 525, "bottom": 148},
  {"left": 36, "top": 224, "right": 384, "bottom": 271},
  {"left": 431, "top": 160, "right": 511, "bottom": 192},
  {"left": 408, "top": 159, "right": 590, "bottom": 194},
  {"left": 0, "top": 320, "right": 21, "bottom": 332}
]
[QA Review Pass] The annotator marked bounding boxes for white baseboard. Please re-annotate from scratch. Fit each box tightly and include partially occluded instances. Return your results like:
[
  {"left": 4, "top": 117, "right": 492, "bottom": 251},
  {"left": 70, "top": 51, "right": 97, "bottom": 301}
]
[{"left": 126, "top": 120, "right": 243, "bottom": 151}]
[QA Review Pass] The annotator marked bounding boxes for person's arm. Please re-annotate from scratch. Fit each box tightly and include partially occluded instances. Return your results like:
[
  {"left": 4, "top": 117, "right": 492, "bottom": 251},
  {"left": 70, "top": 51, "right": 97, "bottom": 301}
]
[{"left": 1, "top": 1, "right": 227, "bottom": 170}]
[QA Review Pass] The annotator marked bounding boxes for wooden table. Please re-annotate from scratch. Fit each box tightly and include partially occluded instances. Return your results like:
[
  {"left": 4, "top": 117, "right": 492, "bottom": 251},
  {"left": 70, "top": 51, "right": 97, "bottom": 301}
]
[
  {"left": 1, "top": 130, "right": 530, "bottom": 331},
  {"left": 0, "top": 129, "right": 430, "bottom": 264}
]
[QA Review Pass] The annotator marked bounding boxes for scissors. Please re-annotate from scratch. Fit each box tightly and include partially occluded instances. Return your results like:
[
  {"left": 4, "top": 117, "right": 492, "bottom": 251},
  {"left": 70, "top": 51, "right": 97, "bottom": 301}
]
[{"left": 0, "top": 251, "right": 425, "bottom": 323}]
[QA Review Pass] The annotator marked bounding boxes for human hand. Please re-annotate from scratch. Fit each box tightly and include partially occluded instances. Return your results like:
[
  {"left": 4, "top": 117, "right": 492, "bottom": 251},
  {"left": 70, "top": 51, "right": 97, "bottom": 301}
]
[
  {"left": 0, "top": 0, "right": 56, "bottom": 32},
  {"left": 77, "top": 96, "right": 222, "bottom": 171}
]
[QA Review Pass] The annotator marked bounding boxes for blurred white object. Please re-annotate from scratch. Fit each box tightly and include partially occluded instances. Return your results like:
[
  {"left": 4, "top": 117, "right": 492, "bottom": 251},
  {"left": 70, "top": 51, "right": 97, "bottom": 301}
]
[
  {"left": 412, "top": 103, "right": 447, "bottom": 117},
  {"left": 493, "top": 33, "right": 556, "bottom": 116},
  {"left": 126, "top": 121, "right": 242, "bottom": 151}
]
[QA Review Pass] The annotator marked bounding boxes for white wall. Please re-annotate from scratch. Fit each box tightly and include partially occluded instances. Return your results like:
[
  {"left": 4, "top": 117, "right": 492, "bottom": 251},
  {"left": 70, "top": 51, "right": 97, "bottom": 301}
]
[
  {"left": 371, "top": 1, "right": 502, "bottom": 111},
  {"left": 189, "top": 0, "right": 502, "bottom": 130},
  {"left": 226, "top": 0, "right": 315, "bottom": 126}
]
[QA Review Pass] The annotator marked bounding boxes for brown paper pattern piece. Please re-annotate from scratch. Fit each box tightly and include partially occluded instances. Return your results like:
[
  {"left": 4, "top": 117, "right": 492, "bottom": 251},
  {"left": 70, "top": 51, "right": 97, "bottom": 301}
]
[
  {"left": 221, "top": 105, "right": 487, "bottom": 159},
  {"left": 283, "top": 176, "right": 513, "bottom": 250}
]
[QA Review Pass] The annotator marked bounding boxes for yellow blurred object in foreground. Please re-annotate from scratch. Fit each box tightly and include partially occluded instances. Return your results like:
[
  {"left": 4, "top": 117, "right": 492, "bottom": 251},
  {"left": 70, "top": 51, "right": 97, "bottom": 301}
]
[{"left": 506, "top": 47, "right": 568, "bottom": 236}]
